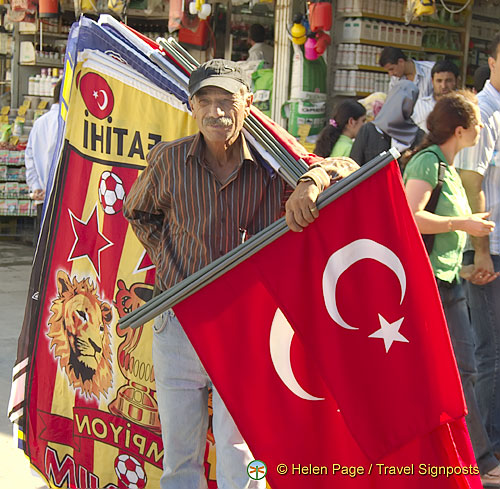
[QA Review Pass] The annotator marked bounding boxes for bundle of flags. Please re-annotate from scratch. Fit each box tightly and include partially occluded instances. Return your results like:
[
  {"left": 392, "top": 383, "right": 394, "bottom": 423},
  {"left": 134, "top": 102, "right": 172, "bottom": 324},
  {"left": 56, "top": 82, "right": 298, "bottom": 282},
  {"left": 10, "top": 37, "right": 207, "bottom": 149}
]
[{"left": 8, "top": 14, "right": 481, "bottom": 489}]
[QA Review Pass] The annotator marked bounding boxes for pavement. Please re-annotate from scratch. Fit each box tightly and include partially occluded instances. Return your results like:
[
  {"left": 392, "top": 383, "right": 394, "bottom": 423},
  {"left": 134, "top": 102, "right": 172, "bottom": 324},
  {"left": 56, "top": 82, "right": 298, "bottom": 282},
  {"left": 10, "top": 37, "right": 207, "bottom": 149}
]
[{"left": 0, "top": 240, "right": 48, "bottom": 489}]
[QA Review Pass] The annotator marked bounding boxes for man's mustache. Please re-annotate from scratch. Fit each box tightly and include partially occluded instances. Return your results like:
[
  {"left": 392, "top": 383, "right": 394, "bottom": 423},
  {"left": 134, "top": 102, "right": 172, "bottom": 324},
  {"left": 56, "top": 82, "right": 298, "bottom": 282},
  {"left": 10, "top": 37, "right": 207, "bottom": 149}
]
[{"left": 204, "top": 117, "right": 232, "bottom": 127}]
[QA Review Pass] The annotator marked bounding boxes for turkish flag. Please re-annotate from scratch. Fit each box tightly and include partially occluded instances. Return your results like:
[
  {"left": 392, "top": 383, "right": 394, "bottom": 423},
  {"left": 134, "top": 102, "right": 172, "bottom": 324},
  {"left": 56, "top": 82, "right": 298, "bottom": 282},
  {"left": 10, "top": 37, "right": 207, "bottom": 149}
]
[{"left": 173, "top": 161, "right": 480, "bottom": 488}]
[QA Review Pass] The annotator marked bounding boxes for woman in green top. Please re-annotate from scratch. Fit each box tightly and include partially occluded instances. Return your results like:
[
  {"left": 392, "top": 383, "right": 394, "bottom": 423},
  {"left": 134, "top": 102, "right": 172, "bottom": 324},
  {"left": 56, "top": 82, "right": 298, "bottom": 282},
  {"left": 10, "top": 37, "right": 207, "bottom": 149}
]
[
  {"left": 404, "top": 90, "right": 500, "bottom": 482},
  {"left": 314, "top": 100, "right": 366, "bottom": 158}
]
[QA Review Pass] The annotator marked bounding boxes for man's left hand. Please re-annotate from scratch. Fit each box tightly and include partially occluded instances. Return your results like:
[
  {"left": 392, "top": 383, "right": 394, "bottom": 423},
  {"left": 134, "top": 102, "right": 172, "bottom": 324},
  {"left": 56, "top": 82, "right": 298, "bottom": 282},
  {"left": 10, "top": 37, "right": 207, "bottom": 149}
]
[{"left": 285, "top": 180, "right": 320, "bottom": 232}]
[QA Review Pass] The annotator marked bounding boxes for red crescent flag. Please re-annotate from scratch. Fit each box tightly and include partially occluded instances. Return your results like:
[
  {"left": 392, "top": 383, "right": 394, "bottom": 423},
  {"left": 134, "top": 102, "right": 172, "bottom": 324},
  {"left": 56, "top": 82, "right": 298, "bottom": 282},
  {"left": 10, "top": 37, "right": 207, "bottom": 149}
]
[
  {"left": 174, "top": 161, "right": 481, "bottom": 489},
  {"left": 79, "top": 72, "right": 115, "bottom": 119}
]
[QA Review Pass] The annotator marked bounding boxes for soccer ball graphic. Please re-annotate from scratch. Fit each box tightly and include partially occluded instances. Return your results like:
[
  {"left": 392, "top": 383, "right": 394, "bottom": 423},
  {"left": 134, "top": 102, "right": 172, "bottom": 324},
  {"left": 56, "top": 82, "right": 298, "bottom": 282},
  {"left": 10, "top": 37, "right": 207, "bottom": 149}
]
[
  {"left": 114, "top": 454, "right": 147, "bottom": 489},
  {"left": 99, "top": 171, "right": 125, "bottom": 215}
]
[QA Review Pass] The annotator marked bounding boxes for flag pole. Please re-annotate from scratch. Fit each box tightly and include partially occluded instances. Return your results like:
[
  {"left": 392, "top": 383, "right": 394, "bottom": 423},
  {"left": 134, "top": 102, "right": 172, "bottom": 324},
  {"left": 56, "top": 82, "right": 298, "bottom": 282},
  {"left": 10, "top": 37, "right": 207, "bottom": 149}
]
[{"left": 119, "top": 149, "right": 400, "bottom": 329}]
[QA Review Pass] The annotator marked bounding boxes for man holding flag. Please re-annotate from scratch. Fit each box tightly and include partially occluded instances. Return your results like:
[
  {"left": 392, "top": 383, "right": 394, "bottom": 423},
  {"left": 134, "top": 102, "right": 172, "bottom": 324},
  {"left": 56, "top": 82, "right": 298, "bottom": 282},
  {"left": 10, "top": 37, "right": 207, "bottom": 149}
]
[{"left": 123, "top": 58, "right": 357, "bottom": 489}]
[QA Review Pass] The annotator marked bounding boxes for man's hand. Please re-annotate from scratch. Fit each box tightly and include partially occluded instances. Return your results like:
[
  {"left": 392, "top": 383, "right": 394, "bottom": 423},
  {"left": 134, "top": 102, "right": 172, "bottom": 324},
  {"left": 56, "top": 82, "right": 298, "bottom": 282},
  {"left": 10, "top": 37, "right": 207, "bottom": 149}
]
[
  {"left": 32, "top": 189, "right": 45, "bottom": 201},
  {"left": 460, "top": 263, "right": 500, "bottom": 285},
  {"left": 285, "top": 180, "right": 320, "bottom": 232},
  {"left": 474, "top": 249, "right": 496, "bottom": 274}
]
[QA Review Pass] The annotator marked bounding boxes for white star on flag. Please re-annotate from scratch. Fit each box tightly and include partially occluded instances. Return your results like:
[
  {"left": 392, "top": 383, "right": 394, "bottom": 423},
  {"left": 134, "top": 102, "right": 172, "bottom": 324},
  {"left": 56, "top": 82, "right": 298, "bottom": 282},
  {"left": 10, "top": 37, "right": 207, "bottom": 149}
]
[
  {"left": 369, "top": 314, "right": 409, "bottom": 353},
  {"left": 93, "top": 90, "right": 99, "bottom": 99}
]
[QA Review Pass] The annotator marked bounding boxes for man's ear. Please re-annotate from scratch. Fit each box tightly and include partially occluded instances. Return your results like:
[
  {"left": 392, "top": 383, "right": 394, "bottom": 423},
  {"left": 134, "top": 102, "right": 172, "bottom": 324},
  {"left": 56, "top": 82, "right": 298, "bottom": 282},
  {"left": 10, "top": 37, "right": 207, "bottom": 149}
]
[
  {"left": 489, "top": 55, "right": 495, "bottom": 72},
  {"left": 188, "top": 96, "right": 194, "bottom": 111},
  {"left": 455, "top": 126, "right": 464, "bottom": 139}
]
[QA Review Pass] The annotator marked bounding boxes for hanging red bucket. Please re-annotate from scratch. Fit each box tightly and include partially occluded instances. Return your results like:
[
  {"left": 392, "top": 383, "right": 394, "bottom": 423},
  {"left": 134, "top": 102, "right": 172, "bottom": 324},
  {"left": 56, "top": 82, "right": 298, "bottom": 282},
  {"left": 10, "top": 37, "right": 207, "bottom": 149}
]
[{"left": 39, "top": 0, "right": 59, "bottom": 18}]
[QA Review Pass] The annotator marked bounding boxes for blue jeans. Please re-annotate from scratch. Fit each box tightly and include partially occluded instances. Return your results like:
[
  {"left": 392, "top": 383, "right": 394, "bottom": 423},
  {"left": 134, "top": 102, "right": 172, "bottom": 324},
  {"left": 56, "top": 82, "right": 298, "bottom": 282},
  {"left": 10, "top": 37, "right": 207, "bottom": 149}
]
[
  {"left": 463, "top": 251, "right": 500, "bottom": 453},
  {"left": 437, "top": 280, "right": 499, "bottom": 474},
  {"left": 152, "top": 310, "right": 266, "bottom": 489}
]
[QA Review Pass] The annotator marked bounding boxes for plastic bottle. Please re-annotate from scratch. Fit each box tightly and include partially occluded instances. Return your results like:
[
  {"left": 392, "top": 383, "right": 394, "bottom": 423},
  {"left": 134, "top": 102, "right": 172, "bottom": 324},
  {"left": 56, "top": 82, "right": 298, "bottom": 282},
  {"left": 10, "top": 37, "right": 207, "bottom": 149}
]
[
  {"left": 379, "top": 22, "right": 387, "bottom": 42},
  {"left": 336, "top": 44, "right": 344, "bottom": 65},
  {"left": 304, "top": 35, "right": 319, "bottom": 60},
  {"left": 33, "top": 75, "right": 40, "bottom": 96},
  {"left": 39, "top": 68, "right": 47, "bottom": 96},
  {"left": 348, "top": 44, "right": 356, "bottom": 65},
  {"left": 28, "top": 76, "right": 35, "bottom": 95},
  {"left": 309, "top": 2, "right": 332, "bottom": 32},
  {"left": 352, "top": 18, "right": 362, "bottom": 42},
  {"left": 291, "top": 14, "right": 307, "bottom": 45},
  {"left": 343, "top": 18, "right": 352, "bottom": 42},
  {"left": 355, "top": 44, "right": 363, "bottom": 65},
  {"left": 346, "top": 70, "right": 355, "bottom": 92}
]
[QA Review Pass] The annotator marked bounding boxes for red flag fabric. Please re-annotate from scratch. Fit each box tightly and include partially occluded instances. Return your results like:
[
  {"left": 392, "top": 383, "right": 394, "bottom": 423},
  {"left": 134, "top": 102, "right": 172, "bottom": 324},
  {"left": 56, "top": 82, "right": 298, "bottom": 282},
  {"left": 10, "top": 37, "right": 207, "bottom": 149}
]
[{"left": 173, "top": 161, "right": 481, "bottom": 489}]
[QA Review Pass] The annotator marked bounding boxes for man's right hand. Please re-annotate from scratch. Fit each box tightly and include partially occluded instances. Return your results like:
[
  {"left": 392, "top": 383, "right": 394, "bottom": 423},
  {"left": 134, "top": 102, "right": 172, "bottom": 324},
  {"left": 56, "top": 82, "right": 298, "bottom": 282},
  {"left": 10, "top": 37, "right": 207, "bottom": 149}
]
[{"left": 32, "top": 189, "right": 45, "bottom": 201}]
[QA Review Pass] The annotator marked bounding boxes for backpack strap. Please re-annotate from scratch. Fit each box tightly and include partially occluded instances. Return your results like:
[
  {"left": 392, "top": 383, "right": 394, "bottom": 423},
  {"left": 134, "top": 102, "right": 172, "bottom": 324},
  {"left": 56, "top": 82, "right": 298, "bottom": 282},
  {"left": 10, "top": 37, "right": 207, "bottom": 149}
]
[
  {"left": 424, "top": 157, "right": 447, "bottom": 215},
  {"left": 420, "top": 150, "right": 447, "bottom": 254}
]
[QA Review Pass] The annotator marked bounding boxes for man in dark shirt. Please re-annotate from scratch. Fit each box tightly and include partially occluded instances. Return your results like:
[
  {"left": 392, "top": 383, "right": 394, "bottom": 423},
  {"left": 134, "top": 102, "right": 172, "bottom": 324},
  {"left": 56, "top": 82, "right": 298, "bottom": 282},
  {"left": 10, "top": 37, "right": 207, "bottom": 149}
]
[{"left": 124, "top": 59, "right": 357, "bottom": 488}]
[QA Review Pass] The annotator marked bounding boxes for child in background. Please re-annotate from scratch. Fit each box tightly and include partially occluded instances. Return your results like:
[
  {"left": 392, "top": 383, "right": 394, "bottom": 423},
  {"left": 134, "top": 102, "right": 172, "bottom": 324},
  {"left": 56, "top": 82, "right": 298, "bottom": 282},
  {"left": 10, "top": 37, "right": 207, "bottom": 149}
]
[{"left": 314, "top": 100, "right": 366, "bottom": 157}]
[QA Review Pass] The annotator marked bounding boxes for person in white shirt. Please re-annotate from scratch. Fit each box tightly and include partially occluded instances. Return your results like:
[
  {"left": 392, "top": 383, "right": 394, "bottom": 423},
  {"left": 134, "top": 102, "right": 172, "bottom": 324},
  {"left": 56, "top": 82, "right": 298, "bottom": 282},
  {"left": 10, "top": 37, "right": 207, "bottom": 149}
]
[
  {"left": 412, "top": 59, "right": 459, "bottom": 132},
  {"left": 246, "top": 23, "right": 274, "bottom": 69},
  {"left": 455, "top": 33, "right": 500, "bottom": 485},
  {"left": 25, "top": 78, "right": 61, "bottom": 231},
  {"left": 379, "top": 46, "right": 434, "bottom": 99}
]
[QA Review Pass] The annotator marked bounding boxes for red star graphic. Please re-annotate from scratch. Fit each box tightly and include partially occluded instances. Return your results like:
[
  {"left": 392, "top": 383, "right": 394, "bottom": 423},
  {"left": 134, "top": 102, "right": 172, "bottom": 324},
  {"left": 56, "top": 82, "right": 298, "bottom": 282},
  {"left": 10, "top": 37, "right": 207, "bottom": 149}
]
[
  {"left": 133, "top": 249, "right": 156, "bottom": 274},
  {"left": 68, "top": 205, "right": 113, "bottom": 280}
]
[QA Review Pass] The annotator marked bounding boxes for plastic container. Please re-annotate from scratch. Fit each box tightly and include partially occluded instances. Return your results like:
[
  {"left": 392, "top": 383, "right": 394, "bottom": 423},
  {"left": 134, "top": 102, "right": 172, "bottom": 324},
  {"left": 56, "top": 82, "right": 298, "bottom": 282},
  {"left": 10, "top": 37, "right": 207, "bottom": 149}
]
[
  {"left": 309, "top": 2, "right": 332, "bottom": 32},
  {"left": 360, "top": 20, "right": 373, "bottom": 40},
  {"left": 305, "top": 36, "right": 319, "bottom": 60}
]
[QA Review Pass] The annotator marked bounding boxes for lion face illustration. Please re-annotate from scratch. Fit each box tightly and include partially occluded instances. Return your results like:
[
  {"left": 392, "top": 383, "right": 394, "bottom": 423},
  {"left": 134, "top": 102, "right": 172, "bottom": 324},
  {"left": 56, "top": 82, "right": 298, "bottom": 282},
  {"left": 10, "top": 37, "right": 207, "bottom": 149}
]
[{"left": 48, "top": 270, "right": 113, "bottom": 398}]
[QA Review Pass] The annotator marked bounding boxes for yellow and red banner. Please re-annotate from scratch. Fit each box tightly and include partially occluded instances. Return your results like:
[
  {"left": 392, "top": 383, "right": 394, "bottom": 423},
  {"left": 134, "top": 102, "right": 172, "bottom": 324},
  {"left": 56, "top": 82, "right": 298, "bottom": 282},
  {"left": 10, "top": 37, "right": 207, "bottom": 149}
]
[{"left": 8, "top": 39, "right": 218, "bottom": 488}]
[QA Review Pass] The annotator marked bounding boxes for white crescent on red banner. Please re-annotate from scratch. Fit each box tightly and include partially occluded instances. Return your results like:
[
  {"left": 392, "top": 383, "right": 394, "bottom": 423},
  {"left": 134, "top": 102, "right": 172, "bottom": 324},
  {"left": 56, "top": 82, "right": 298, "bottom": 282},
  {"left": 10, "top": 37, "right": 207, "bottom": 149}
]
[{"left": 269, "top": 308, "right": 324, "bottom": 401}]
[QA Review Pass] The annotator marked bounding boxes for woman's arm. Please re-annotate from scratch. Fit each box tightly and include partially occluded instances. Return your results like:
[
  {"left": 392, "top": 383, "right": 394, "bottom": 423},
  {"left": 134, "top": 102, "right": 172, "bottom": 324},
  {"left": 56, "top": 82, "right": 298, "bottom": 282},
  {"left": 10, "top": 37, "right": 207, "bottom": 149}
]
[{"left": 405, "top": 179, "right": 495, "bottom": 236}]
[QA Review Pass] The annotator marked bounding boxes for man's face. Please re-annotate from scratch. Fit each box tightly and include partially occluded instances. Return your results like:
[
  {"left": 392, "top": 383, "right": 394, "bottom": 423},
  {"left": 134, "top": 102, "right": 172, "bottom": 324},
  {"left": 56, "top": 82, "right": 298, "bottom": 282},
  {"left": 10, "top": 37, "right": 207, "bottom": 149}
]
[
  {"left": 432, "top": 71, "right": 457, "bottom": 99},
  {"left": 189, "top": 86, "right": 252, "bottom": 144},
  {"left": 383, "top": 58, "right": 405, "bottom": 78}
]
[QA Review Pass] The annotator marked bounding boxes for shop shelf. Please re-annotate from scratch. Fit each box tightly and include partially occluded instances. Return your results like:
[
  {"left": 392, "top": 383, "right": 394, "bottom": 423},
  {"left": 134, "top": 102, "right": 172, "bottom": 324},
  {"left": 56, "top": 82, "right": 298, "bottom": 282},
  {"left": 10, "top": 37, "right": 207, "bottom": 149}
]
[{"left": 340, "top": 12, "right": 466, "bottom": 32}]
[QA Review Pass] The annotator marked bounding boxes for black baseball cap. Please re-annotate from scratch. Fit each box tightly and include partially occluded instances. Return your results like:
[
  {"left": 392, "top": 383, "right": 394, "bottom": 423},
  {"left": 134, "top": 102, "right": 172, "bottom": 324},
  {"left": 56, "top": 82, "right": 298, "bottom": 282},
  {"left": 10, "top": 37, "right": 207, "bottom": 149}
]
[{"left": 188, "top": 59, "right": 250, "bottom": 97}]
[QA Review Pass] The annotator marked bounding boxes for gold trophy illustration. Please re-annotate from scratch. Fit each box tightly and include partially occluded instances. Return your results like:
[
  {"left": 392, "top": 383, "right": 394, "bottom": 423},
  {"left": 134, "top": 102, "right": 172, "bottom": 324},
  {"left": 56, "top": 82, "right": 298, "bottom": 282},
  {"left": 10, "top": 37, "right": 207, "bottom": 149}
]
[{"left": 110, "top": 280, "right": 161, "bottom": 432}]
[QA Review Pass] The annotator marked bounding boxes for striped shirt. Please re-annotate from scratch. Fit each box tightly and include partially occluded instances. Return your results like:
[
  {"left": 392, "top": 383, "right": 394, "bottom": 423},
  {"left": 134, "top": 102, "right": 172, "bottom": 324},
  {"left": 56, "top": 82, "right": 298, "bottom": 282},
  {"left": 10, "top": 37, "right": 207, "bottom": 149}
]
[
  {"left": 389, "top": 60, "right": 435, "bottom": 99},
  {"left": 123, "top": 132, "right": 291, "bottom": 291},
  {"left": 411, "top": 94, "right": 436, "bottom": 132},
  {"left": 455, "top": 80, "right": 500, "bottom": 255}
]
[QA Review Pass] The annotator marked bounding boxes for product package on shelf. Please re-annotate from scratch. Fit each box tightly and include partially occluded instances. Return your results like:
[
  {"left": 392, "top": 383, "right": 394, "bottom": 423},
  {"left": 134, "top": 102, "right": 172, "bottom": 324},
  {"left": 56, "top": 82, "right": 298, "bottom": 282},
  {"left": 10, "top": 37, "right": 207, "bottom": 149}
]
[
  {"left": 19, "top": 183, "right": 30, "bottom": 197},
  {"left": 6, "top": 167, "right": 22, "bottom": 181},
  {"left": 341, "top": 18, "right": 423, "bottom": 47},
  {"left": 5, "top": 181, "right": 19, "bottom": 197},
  {"left": 18, "top": 199, "right": 30, "bottom": 215},
  {"left": 4, "top": 199, "right": 18, "bottom": 215},
  {"left": 7, "top": 150, "right": 24, "bottom": 165}
]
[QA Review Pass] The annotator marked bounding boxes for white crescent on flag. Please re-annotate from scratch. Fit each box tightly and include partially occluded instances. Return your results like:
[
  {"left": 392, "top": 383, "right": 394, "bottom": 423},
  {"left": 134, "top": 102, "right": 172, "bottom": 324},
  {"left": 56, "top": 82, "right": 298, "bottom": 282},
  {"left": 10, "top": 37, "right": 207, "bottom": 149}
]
[
  {"left": 97, "top": 89, "right": 109, "bottom": 110},
  {"left": 269, "top": 308, "right": 324, "bottom": 401},
  {"left": 322, "top": 238, "right": 406, "bottom": 329},
  {"left": 322, "top": 239, "right": 409, "bottom": 352}
]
